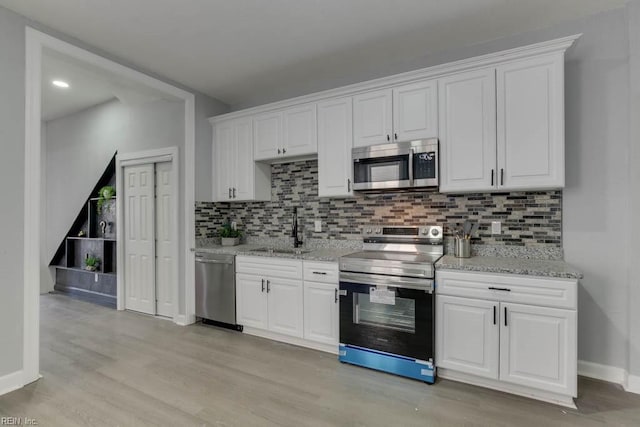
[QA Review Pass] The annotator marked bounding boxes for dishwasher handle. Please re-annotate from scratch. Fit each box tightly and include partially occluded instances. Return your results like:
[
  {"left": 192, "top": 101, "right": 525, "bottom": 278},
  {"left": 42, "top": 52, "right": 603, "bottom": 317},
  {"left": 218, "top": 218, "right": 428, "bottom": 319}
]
[{"left": 195, "top": 258, "right": 234, "bottom": 265}]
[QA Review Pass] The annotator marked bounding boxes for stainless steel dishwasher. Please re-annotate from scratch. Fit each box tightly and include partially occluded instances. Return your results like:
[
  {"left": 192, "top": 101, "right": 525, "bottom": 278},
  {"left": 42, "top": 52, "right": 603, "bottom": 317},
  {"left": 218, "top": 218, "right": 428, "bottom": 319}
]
[{"left": 195, "top": 253, "right": 242, "bottom": 331}]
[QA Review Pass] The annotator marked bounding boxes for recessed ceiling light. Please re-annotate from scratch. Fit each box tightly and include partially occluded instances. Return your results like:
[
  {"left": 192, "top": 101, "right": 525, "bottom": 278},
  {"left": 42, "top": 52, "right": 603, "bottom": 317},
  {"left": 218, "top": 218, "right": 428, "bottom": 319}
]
[{"left": 52, "top": 80, "right": 70, "bottom": 88}]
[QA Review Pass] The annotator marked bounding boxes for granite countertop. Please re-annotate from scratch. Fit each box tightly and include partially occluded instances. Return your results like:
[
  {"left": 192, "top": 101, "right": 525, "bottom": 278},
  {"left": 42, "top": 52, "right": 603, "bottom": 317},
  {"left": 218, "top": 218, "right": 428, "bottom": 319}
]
[
  {"left": 436, "top": 255, "right": 583, "bottom": 280},
  {"left": 192, "top": 243, "right": 357, "bottom": 262}
]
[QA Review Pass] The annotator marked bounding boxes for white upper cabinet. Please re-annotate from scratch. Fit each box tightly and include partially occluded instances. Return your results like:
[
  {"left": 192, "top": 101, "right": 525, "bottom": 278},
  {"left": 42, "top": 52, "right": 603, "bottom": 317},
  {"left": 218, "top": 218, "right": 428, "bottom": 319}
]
[
  {"left": 439, "top": 69, "right": 497, "bottom": 193},
  {"left": 214, "top": 120, "right": 234, "bottom": 201},
  {"left": 317, "top": 97, "right": 354, "bottom": 198},
  {"left": 354, "top": 82, "right": 437, "bottom": 148},
  {"left": 393, "top": 80, "right": 438, "bottom": 141},
  {"left": 213, "top": 118, "right": 270, "bottom": 202},
  {"left": 497, "top": 54, "right": 564, "bottom": 190},
  {"left": 254, "top": 104, "right": 318, "bottom": 161},
  {"left": 253, "top": 111, "right": 283, "bottom": 161},
  {"left": 353, "top": 89, "right": 393, "bottom": 147},
  {"left": 283, "top": 104, "right": 317, "bottom": 157}
]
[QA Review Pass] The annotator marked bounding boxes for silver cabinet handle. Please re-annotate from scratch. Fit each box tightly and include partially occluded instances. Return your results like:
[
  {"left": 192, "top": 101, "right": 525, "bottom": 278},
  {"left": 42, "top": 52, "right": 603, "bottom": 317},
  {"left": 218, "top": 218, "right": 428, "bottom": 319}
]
[
  {"left": 195, "top": 258, "right": 233, "bottom": 265},
  {"left": 334, "top": 288, "right": 338, "bottom": 303},
  {"left": 277, "top": 148, "right": 281, "bottom": 154},
  {"left": 283, "top": 148, "right": 286, "bottom": 154},
  {"left": 501, "top": 168, "right": 504, "bottom": 186},
  {"left": 228, "top": 188, "right": 232, "bottom": 198},
  {"left": 491, "top": 169, "right": 494, "bottom": 186},
  {"left": 504, "top": 306, "right": 508, "bottom": 326},
  {"left": 347, "top": 179, "right": 351, "bottom": 192},
  {"left": 386, "top": 135, "right": 390, "bottom": 141},
  {"left": 312, "top": 271, "right": 327, "bottom": 275},
  {"left": 233, "top": 187, "right": 236, "bottom": 198},
  {"left": 266, "top": 280, "right": 271, "bottom": 293},
  {"left": 261, "top": 278, "right": 265, "bottom": 292}
]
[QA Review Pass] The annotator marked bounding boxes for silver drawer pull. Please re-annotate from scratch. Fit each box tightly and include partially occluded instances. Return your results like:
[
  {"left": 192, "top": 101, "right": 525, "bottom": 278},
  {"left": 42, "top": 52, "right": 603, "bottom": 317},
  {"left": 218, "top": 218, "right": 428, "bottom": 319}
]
[
  {"left": 312, "top": 271, "right": 328, "bottom": 275},
  {"left": 488, "top": 287, "right": 511, "bottom": 292}
]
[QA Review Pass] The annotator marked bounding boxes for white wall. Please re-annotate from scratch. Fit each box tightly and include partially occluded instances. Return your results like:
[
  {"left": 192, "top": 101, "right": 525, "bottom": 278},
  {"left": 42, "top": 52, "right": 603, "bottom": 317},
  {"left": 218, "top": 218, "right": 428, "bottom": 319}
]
[
  {"left": 0, "top": 5, "right": 25, "bottom": 379},
  {"left": 627, "top": 0, "right": 640, "bottom": 378}
]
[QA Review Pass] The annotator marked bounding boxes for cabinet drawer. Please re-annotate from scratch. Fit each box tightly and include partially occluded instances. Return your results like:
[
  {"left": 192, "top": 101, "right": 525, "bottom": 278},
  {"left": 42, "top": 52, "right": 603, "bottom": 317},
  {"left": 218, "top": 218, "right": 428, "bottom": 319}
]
[
  {"left": 303, "top": 261, "right": 339, "bottom": 284},
  {"left": 237, "top": 256, "right": 303, "bottom": 279},
  {"left": 436, "top": 270, "right": 577, "bottom": 310}
]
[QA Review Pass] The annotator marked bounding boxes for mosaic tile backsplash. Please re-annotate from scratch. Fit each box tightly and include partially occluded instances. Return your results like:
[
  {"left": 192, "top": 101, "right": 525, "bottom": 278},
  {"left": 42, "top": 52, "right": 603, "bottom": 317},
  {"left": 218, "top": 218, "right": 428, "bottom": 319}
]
[{"left": 196, "top": 160, "right": 562, "bottom": 248}]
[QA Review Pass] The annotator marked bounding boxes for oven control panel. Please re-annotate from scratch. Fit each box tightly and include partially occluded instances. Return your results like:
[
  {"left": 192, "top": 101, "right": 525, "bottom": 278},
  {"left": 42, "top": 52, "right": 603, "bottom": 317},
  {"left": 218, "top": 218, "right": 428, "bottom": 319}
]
[{"left": 362, "top": 225, "right": 443, "bottom": 241}]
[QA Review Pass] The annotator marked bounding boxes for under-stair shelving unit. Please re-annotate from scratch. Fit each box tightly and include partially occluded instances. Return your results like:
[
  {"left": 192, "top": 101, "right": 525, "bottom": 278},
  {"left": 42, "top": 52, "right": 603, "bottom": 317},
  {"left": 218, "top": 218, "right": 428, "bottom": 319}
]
[{"left": 50, "top": 154, "right": 118, "bottom": 308}]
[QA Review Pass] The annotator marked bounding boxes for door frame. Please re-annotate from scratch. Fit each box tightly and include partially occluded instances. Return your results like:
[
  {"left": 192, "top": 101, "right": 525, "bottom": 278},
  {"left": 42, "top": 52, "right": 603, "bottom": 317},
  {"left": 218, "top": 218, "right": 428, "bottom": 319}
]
[
  {"left": 117, "top": 148, "right": 180, "bottom": 320},
  {"left": 24, "top": 28, "right": 197, "bottom": 386}
]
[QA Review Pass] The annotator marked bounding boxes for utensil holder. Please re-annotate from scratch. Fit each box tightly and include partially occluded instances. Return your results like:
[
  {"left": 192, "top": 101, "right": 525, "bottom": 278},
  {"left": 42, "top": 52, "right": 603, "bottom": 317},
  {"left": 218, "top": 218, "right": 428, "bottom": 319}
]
[{"left": 454, "top": 238, "right": 471, "bottom": 258}]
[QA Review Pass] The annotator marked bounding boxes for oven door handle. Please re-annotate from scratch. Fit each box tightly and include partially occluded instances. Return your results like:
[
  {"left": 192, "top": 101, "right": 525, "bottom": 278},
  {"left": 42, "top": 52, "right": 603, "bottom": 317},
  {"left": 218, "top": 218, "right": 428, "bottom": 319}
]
[{"left": 339, "top": 271, "right": 433, "bottom": 292}]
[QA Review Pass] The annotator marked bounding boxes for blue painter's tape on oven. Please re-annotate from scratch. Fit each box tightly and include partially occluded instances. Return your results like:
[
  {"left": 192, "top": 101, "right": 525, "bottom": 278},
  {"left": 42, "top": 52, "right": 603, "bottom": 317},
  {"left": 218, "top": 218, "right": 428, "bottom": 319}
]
[{"left": 339, "top": 344, "right": 435, "bottom": 383}]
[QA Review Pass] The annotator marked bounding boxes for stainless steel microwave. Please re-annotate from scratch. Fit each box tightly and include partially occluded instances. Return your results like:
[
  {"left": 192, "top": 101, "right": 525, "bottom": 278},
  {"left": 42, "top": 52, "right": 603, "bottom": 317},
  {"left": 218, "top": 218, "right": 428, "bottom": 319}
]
[{"left": 352, "top": 139, "right": 439, "bottom": 191}]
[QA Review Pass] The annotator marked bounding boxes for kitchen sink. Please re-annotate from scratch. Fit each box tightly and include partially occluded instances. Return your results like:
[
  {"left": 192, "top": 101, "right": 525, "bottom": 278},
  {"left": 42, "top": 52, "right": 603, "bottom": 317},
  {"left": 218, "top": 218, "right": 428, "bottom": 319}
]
[{"left": 250, "top": 247, "right": 312, "bottom": 255}]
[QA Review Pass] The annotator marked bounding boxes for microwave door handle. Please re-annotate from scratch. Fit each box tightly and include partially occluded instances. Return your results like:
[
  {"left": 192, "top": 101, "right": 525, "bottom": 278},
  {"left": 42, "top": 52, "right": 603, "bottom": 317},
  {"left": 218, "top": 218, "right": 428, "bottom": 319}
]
[{"left": 408, "top": 148, "right": 414, "bottom": 186}]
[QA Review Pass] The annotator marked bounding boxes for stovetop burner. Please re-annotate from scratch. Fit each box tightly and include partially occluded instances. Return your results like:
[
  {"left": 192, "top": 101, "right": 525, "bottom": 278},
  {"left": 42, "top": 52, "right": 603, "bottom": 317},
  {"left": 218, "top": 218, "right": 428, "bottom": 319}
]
[{"left": 339, "top": 225, "right": 444, "bottom": 279}]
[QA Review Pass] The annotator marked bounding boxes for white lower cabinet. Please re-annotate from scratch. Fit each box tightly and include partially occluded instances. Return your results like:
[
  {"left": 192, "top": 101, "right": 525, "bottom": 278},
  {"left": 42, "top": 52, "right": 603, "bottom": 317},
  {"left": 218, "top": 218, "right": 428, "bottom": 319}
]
[
  {"left": 436, "top": 270, "right": 578, "bottom": 407},
  {"left": 267, "top": 277, "right": 304, "bottom": 338},
  {"left": 303, "top": 281, "right": 339, "bottom": 346},
  {"left": 236, "top": 274, "right": 268, "bottom": 329},
  {"left": 236, "top": 257, "right": 339, "bottom": 353},
  {"left": 500, "top": 302, "right": 576, "bottom": 396},
  {"left": 436, "top": 295, "right": 499, "bottom": 379}
]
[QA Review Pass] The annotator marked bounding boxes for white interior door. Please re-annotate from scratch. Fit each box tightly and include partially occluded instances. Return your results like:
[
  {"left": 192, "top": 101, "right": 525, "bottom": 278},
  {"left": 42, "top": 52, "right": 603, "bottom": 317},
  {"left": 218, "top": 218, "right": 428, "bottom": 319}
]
[
  {"left": 124, "top": 164, "right": 156, "bottom": 314},
  {"left": 155, "top": 161, "right": 174, "bottom": 318}
]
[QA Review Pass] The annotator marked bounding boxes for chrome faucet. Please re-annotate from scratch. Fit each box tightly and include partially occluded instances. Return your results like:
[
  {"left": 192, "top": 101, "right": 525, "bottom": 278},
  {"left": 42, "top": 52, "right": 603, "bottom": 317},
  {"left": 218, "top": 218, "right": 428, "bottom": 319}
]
[{"left": 292, "top": 207, "right": 303, "bottom": 248}]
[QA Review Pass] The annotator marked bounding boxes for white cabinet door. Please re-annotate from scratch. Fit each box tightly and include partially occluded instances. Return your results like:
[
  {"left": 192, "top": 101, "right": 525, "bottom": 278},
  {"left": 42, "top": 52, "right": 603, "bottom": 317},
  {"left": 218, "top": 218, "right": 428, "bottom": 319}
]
[
  {"left": 497, "top": 54, "right": 564, "bottom": 190},
  {"left": 236, "top": 274, "right": 268, "bottom": 329},
  {"left": 353, "top": 89, "right": 393, "bottom": 147},
  {"left": 124, "top": 164, "right": 157, "bottom": 315},
  {"left": 436, "top": 295, "right": 499, "bottom": 379},
  {"left": 155, "top": 161, "right": 175, "bottom": 318},
  {"left": 283, "top": 104, "right": 317, "bottom": 157},
  {"left": 267, "top": 277, "right": 303, "bottom": 338},
  {"left": 303, "top": 281, "right": 339, "bottom": 346},
  {"left": 393, "top": 80, "right": 438, "bottom": 141},
  {"left": 439, "top": 69, "right": 497, "bottom": 193},
  {"left": 317, "top": 97, "right": 353, "bottom": 198},
  {"left": 500, "top": 302, "right": 577, "bottom": 397},
  {"left": 253, "top": 111, "right": 283, "bottom": 161},
  {"left": 233, "top": 117, "right": 254, "bottom": 201},
  {"left": 214, "top": 120, "right": 234, "bottom": 201}
]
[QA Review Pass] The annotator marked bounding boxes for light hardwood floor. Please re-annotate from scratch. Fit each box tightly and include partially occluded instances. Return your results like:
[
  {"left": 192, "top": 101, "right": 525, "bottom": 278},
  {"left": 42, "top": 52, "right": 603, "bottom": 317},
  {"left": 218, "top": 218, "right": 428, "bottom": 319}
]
[{"left": 1, "top": 294, "right": 639, "bottom": 426}]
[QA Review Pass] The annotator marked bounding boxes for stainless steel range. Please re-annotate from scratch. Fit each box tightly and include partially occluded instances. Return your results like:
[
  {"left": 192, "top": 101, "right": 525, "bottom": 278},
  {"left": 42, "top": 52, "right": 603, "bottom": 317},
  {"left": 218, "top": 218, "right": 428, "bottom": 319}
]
[{"left": 338, "top": 225, "right": 443, "bottom": 383}]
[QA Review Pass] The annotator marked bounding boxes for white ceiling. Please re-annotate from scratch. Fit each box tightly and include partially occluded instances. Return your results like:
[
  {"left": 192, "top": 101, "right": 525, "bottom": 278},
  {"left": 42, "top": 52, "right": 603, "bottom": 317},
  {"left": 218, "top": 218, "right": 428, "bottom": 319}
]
[
  {"left": 42, "top": 50, "right": 116, "bottom": 121},
  {"left": 42, "top": 49, "right": 171, "bottom": 121},
  {"left": 3, "top": 0, "right": 626, "bottom": 107}
]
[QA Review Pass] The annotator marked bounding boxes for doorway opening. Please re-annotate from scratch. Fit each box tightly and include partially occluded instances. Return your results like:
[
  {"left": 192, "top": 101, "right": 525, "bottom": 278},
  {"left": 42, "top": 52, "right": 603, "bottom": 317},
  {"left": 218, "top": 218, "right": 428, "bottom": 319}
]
[{"left": 24, "top": 28, "right": 197, "bottom": 386}]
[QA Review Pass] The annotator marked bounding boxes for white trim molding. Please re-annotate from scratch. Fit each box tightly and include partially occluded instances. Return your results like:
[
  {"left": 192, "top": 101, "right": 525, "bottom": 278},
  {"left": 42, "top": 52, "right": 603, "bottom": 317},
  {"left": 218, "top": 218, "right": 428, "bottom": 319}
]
[
  {"left": 0, "top": 371, "right": 24, "bottom": 397},
  {"left": 578, "top": 360, "right": 628, "bottom": 385},
  {"left": 24, "top": 27, "right": 198, "bottom": 390},
  {"left": 625, "top": 374, "right": 640, "bottom": 394}
]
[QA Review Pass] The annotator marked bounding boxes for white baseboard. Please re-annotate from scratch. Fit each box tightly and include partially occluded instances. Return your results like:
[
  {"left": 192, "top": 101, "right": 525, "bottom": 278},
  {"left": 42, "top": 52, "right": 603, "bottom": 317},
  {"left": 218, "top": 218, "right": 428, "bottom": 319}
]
[
  {"left": 174, "top": 314, "right": 188, "bottom": 326},
  {"left": 578, "top": 360, "right": 628, "bottom": 385},
  {"left": 625, "top": 374, "right": 640, "bottom": 394},
  {"left": 0, "top": 370, "right": 24, "bottom": 396}
]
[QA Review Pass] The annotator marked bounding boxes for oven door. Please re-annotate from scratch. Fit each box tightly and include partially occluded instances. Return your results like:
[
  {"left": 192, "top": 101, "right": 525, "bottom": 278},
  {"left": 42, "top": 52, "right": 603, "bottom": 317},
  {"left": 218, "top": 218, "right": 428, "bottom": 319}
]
[{"left": 339, "top": 272, "right": 434, "bottom": 361}]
